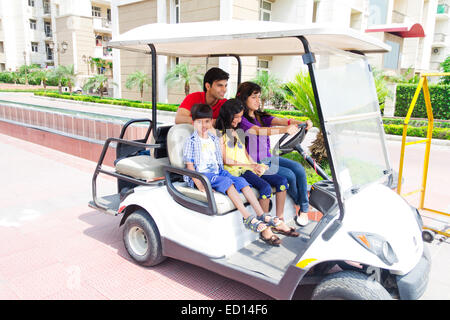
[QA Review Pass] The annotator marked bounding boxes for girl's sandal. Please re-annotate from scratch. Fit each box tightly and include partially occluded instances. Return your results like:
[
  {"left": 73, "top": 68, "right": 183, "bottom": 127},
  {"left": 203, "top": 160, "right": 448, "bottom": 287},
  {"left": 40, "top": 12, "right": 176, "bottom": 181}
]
[
  {"left": 256, "top": 213, "right": 282, "bottom": 228},
  {"left": 244, "top": 215, "right": 281, "bottom": 246}
]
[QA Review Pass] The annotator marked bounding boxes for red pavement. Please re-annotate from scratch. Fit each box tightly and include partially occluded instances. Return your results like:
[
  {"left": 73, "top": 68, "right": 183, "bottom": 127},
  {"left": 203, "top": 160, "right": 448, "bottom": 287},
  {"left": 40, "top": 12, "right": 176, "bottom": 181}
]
[{"left": 0, "top": 133, "right": 272, "bottom": 300}]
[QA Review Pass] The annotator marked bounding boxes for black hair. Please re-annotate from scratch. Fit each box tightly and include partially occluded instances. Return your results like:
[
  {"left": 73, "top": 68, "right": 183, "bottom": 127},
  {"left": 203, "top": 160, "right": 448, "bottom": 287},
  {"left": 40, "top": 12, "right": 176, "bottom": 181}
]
[
  {"left": 236, "top": 81, "right": 272, "bottom": 126},
  {"left": 203, "top": 67, "right": 229, "bottom": 92},
  {"left": 215, "top": 98, "right": 244, "bottom": 147},
  {"left": 191, "top": 103, "right": 213, "bottom": 120}
]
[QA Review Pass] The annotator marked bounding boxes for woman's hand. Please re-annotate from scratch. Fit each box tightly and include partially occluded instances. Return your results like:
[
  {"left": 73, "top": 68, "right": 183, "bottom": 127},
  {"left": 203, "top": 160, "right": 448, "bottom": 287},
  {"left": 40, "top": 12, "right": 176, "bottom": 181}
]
[
  {"left": 287, "top": 124, "right": 299, "bottom": 135},
  {"left": 305, "top": 119, "right": 313, "bottom": 130}
]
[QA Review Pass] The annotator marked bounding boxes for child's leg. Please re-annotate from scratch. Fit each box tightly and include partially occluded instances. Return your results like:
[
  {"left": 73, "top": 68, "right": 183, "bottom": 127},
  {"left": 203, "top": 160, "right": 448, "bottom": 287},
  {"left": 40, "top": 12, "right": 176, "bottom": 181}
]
[
  {"left": 241, "top": 170, "right": 272, "bottom": 213},
  {"left": 226, "top": 184, "right": 278, "bottom": 241},
  {"left": 260, "top": 174, "right": 289, "bottom": 220}
]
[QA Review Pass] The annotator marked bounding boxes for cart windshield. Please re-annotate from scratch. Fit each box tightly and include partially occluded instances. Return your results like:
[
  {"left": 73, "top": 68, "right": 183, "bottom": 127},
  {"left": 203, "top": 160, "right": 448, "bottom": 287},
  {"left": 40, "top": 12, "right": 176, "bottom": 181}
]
[{"left": 313, "top": 46, "right": 392, "bottom": 200}]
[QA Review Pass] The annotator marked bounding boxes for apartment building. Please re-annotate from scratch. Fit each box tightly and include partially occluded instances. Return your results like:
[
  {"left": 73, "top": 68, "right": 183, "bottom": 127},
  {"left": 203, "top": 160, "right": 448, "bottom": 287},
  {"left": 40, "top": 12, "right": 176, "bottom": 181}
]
[
  {"left": 110, "top": 0, "right": 448, "bottom": 104},
  {"left": 0, "top": 0, "right": 112, "bottom": 85}
]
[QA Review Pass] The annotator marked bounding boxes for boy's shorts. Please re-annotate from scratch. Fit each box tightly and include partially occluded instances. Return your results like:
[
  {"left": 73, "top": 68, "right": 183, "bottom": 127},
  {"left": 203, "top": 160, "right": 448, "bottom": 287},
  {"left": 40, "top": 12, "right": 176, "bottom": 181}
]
[{"left": 202, "top": 169, "right": 249, "bottom": 194}]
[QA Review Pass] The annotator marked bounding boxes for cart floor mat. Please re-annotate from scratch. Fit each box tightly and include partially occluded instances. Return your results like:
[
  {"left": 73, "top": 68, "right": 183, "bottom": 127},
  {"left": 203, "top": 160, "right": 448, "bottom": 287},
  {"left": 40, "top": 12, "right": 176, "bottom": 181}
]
[
  {"left": 88, "top": 194, "right": 120, "bottom": 212},
  {"left": 224, "top": 221, "right": 317, "bottom": 281}
]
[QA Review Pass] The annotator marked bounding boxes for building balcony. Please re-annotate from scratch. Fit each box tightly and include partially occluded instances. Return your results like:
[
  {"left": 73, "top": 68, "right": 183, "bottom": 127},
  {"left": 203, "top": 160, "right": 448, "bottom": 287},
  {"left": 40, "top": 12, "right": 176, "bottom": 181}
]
[
  {"left": 93, "top": 46, "right": 112, "bottom": 60},
  {"left": 43, "top": 2, "right": 51, "bottom": 15},
  {"left": 93, "top": 17, "right": 112, "bottom": 33},
  {"left": 432, "top": 33, "right": 448, "bottom": 47}
]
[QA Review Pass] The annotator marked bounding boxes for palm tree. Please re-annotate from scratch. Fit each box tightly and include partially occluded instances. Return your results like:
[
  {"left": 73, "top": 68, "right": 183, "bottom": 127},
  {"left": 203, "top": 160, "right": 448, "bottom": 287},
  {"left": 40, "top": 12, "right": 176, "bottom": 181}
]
[
  {"left": 83, "top": 74, "right": 116, "bottom": 98},
  {"left": 285, "top": 71, "right": 327, "bottom": 164},
  {"left": 62, "top": 65, "right": 77, "bottom": 94},
  {"left": 31, "top": 69, "right": 52, "bottom": 89},
  {"left": 252, "top": 71, "right": 284, "bottom": 109},
  {"left": 125, "top": 71, "right": 152, "bottom": 102},
  {"left": 52, "top": 65, "right": 67, "bottom": 93},
  {"left": 164, "top": 61, "right": 202, "bottom": 96},
  {"left": 285, "top": 71, "right": 319, "bottom": 128}
]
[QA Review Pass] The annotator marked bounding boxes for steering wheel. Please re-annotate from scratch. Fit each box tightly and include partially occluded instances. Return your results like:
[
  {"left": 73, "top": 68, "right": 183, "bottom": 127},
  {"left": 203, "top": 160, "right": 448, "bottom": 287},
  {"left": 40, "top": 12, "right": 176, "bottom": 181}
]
[{"left": 273, "top": 123, "right": 308, "bottom": 155}]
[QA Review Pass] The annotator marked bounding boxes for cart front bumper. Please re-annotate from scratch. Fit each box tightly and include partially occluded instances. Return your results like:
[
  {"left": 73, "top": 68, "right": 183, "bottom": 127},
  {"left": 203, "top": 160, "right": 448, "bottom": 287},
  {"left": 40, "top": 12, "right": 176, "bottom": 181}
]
[{"left": 395, "top": 245, "right": 431, "bottom": 300}]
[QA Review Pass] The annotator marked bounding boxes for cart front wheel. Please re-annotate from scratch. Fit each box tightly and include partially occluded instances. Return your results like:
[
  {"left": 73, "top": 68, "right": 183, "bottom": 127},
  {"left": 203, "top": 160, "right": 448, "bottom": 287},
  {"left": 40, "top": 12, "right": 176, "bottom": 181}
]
[
  {"left": 123, "top": 210, "right": 165, "bottom": 267},
  {"left": 312, "top": 271, "right": 392, "bottom": 300},
  {"left": 422, "top": 230, "right": 435, "bottom": 243}
]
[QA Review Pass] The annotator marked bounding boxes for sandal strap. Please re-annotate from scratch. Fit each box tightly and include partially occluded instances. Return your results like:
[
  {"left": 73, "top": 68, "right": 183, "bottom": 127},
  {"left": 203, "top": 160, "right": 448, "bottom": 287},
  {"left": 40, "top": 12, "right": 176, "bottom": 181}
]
[
  {"left": 256, "top": 213, "right": 281, "bottom": 228},
  {"left": 243, "top": 215, "right": 267, "bottom": 233}
]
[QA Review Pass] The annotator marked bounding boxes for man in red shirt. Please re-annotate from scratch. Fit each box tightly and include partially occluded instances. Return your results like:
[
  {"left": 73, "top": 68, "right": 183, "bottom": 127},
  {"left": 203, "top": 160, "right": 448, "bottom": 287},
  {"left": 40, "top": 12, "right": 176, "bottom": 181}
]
[{"left": 175, "top": 67, "right": 229, "bottom": 124}]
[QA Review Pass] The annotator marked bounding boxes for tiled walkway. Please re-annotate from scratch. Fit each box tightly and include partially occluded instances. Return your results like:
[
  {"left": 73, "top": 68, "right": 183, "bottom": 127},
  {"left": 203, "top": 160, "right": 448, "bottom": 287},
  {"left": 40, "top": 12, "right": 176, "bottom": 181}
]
[{"left": 0, "top": 92, "right": 449, "bottom": 300}]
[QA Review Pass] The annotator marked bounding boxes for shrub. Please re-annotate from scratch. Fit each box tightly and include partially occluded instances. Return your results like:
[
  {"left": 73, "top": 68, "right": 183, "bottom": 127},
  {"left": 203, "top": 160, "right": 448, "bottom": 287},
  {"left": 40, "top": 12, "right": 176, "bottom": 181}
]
[
  {"left": 383, "top": 123, "right": 450, "bottom": 140},
  {"left": 0, "top": 72, "right": 13, "bottom": 83},
  {"left": 394, "top": 84, "right": 450, "bottom": 120}
]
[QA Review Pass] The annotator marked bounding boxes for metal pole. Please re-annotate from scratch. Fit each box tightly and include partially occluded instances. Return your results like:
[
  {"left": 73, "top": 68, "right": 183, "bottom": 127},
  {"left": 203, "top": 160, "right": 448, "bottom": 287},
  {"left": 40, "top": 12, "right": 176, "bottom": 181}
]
[
  {"left": 420, "top": 77, "right": 433, "bottom": 209},
  {"left": 148, "top": 44, "right": 158, "bottom": 140},
  {"left": 296, "top": 36, "right": 344, "bottom": 238}
]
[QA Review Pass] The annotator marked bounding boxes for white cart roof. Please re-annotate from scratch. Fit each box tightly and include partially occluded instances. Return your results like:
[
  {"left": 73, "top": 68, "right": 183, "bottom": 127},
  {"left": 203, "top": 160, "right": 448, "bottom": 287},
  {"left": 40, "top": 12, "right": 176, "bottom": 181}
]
[{"left": 108, "top": 20, "right": 390, "bottom": 56}]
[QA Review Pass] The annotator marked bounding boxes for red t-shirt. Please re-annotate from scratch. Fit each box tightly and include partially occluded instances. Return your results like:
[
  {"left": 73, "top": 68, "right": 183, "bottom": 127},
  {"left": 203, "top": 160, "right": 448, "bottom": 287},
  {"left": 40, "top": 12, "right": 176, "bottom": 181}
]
[{"left": 179, "top": 91, "right": 226, "bottom": 119}]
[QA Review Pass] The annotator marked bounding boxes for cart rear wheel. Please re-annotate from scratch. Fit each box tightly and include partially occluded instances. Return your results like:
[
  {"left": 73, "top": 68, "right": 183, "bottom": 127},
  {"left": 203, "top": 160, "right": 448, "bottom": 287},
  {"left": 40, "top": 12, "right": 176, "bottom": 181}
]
[
  {"left": 123, "top": 210, "right": 165, "bottom": 266},
  {"left": 311, "top": 271, "right": 392, "bottom": 300}
]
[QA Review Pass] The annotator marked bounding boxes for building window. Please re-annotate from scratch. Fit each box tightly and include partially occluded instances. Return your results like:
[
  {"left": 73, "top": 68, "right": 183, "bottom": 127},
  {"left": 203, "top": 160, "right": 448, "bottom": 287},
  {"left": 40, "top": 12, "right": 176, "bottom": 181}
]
[
  {"left": 92, "top": 6, "right": 101, "bottom": 17},
  {"left": 0, "top": 63, "right": 5, "bottom": 72},
  {"left": 44, "top": 22, "right": 52, "bottom": 37},
  {"left": 43, "top": 0, "right": 51, "bottom": 14},
  {"left": 171, "top": 0, "right": 180, "bottom": 23},
  {"left": 95, "top": 35, "right": 103, "bottom": 46},
  {"left": 28, "top": 0, "right": 35, "bottom": 7},
  {"left": 260, "top": 0, "right": 272, "bottom": 21},
  {"left": 383, "top": 40, "right": 400, "bottom": 69},
  {"left": 257, "top": 59, "right": 270, "bottom": 75},
  {"left": 107, "top": 8, "right": 111, "bottom": 22},
  {"left": 29, "top": 19, "right": 37, "bottom": 30},
  {"left": 45, "top": 43, "right": 53, "bottom": 60},
  {"left": 0, "top": 42, "right": 4, "bottom": 53},
  {"left": 368, "top": 0, "right": 388, "bottom": 26},
  {"left": 31, "top": 42, "right": 39, "bottom": 53}
]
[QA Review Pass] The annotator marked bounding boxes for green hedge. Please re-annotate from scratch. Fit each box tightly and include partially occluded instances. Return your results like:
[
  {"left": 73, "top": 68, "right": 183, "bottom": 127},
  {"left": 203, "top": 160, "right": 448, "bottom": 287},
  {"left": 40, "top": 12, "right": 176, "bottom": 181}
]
[
  {"left": 384, "top": 123, "right": 450, "bottom": 140},
  {"left": 34, "top": 91, "right": 179, "bottom": 111},
  {"left": 395, "top": 84, "right": 450, "bottom": 120},
  {"left": 382, "top": 117, "right": 450, "bottom": 129}
]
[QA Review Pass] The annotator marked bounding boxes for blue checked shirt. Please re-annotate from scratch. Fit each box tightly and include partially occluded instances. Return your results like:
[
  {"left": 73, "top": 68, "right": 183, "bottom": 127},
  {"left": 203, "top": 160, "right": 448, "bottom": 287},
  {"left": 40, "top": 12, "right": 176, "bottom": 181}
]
[{"left": 183, "top": 130, "right": 224, "bottom": 187}]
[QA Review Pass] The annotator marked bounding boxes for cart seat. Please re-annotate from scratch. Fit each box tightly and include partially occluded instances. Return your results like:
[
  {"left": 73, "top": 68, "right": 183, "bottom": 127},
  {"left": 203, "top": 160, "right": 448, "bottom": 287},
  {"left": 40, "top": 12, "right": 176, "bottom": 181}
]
[
  {"left": 166, "top": 124, "right": 260, "bottom": 215},
  {"left": 115, "top": 155, "right": 169, "bottom": 181}
]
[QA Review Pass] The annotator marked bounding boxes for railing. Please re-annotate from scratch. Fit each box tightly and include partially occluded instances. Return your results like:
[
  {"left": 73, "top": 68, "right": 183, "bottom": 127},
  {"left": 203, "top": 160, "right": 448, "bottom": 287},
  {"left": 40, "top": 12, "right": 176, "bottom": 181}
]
[
  {"left": 93, "top": 17, "right": 112, "bottom": 30},
  {"left": 43, "top": 2, "right": 51, "bottom": 14},
  {"left": 433, "top": 33, "right": 447, "bottom": 43}
]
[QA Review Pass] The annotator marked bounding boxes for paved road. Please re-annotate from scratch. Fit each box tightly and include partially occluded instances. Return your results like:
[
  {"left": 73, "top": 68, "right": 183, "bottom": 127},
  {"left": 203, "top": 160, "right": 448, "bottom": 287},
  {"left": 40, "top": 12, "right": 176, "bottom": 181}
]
[{"left": 0, "top": 93, "right": 449, "bottom": 300}]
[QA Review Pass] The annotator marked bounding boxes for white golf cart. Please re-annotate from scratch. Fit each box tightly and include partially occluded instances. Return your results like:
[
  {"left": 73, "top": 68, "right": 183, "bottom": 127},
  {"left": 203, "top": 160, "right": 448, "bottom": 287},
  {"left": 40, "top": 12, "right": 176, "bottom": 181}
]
[{"left": 89, "top": 21, "right": 430, "bottom": 300}]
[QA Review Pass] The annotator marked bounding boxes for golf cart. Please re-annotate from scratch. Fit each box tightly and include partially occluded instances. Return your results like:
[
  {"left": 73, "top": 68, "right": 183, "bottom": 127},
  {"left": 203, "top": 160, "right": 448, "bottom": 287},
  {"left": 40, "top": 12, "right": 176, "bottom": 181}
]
[{"left": 89, "top": 20, "right": 430, "bottom": 300}]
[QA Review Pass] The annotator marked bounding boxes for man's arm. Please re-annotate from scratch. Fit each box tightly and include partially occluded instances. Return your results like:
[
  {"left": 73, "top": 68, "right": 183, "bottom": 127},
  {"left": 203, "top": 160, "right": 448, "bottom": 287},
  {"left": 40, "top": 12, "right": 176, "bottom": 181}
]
[{"left": 175, "top": 108, "right": 192, "bottom": 124}]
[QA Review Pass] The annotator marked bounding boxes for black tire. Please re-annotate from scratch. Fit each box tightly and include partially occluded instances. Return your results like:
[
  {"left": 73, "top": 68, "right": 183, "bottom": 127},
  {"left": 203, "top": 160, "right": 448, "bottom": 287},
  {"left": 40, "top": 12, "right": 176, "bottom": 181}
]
[
  {"left": 311, "top": 271, "right": 392, "bottom": 300},
  {"left": 422, "top": 230, "right": 435, "bottom": 243},
  {"left": 122, "top": 210, "right": 165, "bottom": 267}
]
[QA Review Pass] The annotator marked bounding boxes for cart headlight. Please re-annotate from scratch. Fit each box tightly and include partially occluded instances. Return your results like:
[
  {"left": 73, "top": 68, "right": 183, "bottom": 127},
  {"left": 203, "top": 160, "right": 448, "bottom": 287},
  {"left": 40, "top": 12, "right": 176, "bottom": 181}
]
[{"left": 349, "top": 232, "right": 398, "bottom": 266}]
